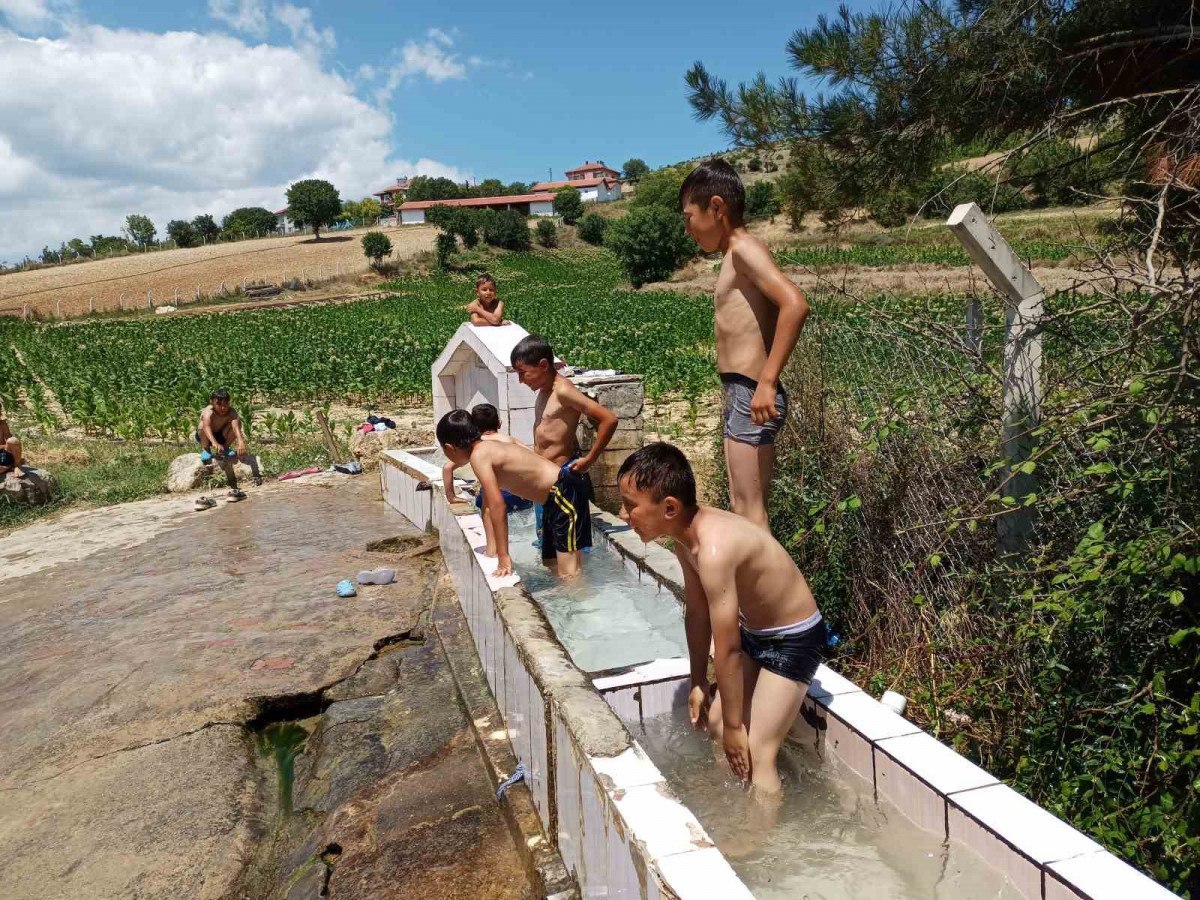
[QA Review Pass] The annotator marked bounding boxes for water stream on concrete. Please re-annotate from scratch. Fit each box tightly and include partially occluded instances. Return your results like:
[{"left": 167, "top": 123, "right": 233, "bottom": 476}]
[
  {"left": 636, "top": 707, "right": 1021, "bottom": 900},
  {"left": 255, "top": 722, "right": 309, "bottom": 818}
]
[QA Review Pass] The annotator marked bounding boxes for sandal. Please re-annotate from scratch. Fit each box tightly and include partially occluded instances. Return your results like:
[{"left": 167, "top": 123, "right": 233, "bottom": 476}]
[{"left": 194, "top": 496, "right": 217, "bottom": 511}]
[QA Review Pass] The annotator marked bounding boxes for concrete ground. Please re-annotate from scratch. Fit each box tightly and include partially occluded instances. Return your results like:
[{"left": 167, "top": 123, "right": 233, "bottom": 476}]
[{"left": 0, "top": 475, "right": 532, "bottom": 899}]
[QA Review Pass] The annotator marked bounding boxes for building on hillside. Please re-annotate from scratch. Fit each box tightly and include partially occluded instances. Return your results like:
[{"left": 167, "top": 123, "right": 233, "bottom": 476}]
[
  {"left": 531, "top": 160, "right": 623, "bottom": 202},
  {"left": 373, "top": 178, "right": 412, "bottom": 215},
  {"left": 398, "top": 192, "right": 556, "bottom": 225},
  {"left": 275, "top": 207, "right": 296, "bottom": 234}
]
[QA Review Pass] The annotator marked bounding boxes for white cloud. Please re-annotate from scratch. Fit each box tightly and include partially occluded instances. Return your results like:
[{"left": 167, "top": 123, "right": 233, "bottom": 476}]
[
  {"left": 0, "top": 0, "right": 72, "bottom": 32},
  {"left": 0, "top": 26, "right": 467, "bottom": 261},
  {"left": 272, "top": 2, "right": 334, "bottom": 57},
  {"left": 370, "top": 28, "right": 469, "bottom": 106},
  {"left": 206, "top": 0, "right": 268, "bottom": 37}
]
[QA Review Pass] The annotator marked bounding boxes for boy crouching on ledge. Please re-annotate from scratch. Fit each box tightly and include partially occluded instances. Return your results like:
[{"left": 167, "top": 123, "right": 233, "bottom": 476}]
[
  {"left": 437, "top": 409, "right": 592, "bottom": 579},
  {"left": 616, "top": 442, "right": 826, "bottom": 796}
]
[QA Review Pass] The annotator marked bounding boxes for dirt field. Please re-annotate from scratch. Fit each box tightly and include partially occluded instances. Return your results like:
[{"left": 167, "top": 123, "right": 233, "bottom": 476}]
[{"left": 0, "top": 223, "right": 437, "bottom": 317}]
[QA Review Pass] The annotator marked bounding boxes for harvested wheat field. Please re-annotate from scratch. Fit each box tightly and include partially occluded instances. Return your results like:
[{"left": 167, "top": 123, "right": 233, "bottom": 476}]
[{"left": 0, "top": 223, "right": 437, "bottom": 318}]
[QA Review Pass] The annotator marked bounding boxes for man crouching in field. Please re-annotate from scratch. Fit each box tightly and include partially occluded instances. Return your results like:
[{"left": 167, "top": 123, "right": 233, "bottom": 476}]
[{"left": 196, "top": 389, "right": 261, "bottom": 501}]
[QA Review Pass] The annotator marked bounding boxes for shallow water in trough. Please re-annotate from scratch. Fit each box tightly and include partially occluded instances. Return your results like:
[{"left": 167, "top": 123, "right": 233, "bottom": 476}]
[{"left": 635, "top": 707, "right": 1022, "bottom": 900}]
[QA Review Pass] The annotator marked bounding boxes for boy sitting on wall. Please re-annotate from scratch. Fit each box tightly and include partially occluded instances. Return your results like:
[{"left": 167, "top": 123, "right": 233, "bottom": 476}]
[
  {"left": 617, "top": 442, "right": 826, "bottom": 796},
  {"left": 509, "top": 333, "right": 618, "bottom": 568},
  {"left": 466, "top": 273, "right": 507, "bottom": 326},
  {"left": 442, "top": 403, "right": 532, "bottom": 558},
  {"left": 437, "top": 408, "right": 591, "bottom": 579}
]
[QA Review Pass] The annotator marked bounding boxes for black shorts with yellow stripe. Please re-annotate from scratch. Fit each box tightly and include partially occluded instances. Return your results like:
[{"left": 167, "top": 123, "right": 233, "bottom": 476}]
[{"left": 542, "top": 467, "right": 592, "bottom": 560}]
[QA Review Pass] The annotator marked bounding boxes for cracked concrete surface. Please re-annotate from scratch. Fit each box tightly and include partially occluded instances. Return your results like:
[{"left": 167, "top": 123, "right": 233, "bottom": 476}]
[{"left": 0, "top": 477, "right": 532, "bottom": 899}]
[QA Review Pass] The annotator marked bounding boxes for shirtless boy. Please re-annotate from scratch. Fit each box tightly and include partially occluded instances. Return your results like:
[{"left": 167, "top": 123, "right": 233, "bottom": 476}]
[
  {"left": 442, "top": 403, "right": 532, "bottom": 557},
  {"left": 466, "top": 273, "right": 506, "bottom": 326},
  {"left": 509, "top": 333, "right": 618, "bottom": 567},
  {"left": 680, "top": 158, "right": 810, "bottom": 528},
  {"left": 196, "top": 389, "right": 261, "bottom": 499},
  {"left": 0, "top": 402, "right": 25, "bottom": 479},
  {"left": 437, "top": 409, "right": 591, "bottom": 578},
  {"left": 617, "top": 442, "right": 826, "bottom": 795}
]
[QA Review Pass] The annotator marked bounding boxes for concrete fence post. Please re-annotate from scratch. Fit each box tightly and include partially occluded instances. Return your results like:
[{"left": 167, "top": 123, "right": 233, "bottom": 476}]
[
  {"left": 146, "top": 289, "right": 153, "bottom": 310},
  {"left": 55, "top": 299, "right": 62, "bottom": 318},
  {"left": 965, "top": 296, "right": 983, "bottom": 354},
  {"left": 88, "top": 297, "right": 94, "bottom": 315},
  {"left": 174, "top": 288, "right": 179, "bottom": 303},
  {"left": 947, "top": 202, "right": 1045, "bottom": 553},
  {"left": 22, "top": 303, "right": 29, "bottom": 321},
  {"left": 119, "top": 294, "right": 125, "bottom": 311}
]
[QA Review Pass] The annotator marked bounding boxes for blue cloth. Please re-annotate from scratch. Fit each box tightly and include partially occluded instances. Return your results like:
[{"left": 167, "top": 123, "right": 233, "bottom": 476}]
[
  {"left": 335, "top": 579, "right": 357, "bottom": 598},
  {"left": 496, "top": 761, "right": 526, "bottom": 799},
  {"left": 475, "top": 489, "right": 533, "bottom": 513}
]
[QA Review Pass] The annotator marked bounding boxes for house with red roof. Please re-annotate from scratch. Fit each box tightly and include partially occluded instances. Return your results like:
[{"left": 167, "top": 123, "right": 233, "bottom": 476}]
[
  {"left": 398, "top": 192, "right": 557, "bottom": 225},
  {"left": 530, "top": 160, "right": 623, "bottom": 202},
  {"left": 372, "top": 177, "right": 412, "bottom": 214}
]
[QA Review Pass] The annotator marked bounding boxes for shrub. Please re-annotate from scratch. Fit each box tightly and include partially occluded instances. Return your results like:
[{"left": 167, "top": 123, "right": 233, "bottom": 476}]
[
  {"left": 166, "top": 219, "right": 197, "bottom": 248},
  {"left": 435, "top": 232, "right": 457, "bottom": 270},
  {"left": 868, "top": 187, "right": 920, "bottom": 228},
  {"left": 603, "top": 206, "right": 695, "bottom": 287},
  {"left": 747, "top": 157, "right": 763, "bottom": 172},
  {"left": 362, "top": 231, "right": 393, "bottom": 268},
  {"left": 1006, "top": 138, "right": 1107, "bottom": 207},
  {"left": 776, "top": 144, "right": 845, "bottom": 230},
  {"left": 426, "top": 206, "right": 480, "bottom": 248},
  {"left": 482, "top": 210, "right": 531, "bottom": 251},
  {"left": 745, "top": 181, "right": 780, "bottom": 219},
  {"left": 554, "top": 187, "right": 584, "bottom": 225},
  {"left": 631, "top": 165, "right": 689, "bottom": 213},
  {"left": 919, "top": 168, "right": 1028, "bottom": 219},
  {"left": 535, "top": 219, "right": 558, "bottom": 248},
  {"left": 578, "top": 212, "right": 608, "bottom": 245}
]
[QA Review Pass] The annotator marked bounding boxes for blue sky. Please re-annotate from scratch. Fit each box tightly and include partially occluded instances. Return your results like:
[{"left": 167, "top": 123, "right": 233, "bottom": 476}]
[{"left": 0, "top": 0, "right": 872, "bottom": 259}]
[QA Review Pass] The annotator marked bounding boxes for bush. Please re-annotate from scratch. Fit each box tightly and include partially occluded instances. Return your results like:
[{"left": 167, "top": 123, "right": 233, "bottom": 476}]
[
  {"left": 747, "top": 157, "right": 763, "bottom": 172},
  {"left": 919, "top": 168, "right": 1028, "bottom": 219},
  {"left": 554, "top": 187, "right": 584, "bottom": 225},
  {"left": 603, "top": 206, "right": 695, "bottom": 287},
  {"left": 1006, "top": 138, "right": 1106, "bottom": 207},
  {"left": 435, "top": 232, "right": 457, "bottom": 270},
  {"left": 166, "top": 219, "right": 197, "bottom": 248},
  {"left": 482, "top": 210, "right": 531, "bottom": 251},
  {"left": 631, "top": 165, "right": 689, "bottom": 213},
  {"left": 535, "top": 219, "right": 558, "bottom": 248},
  {"left": 426, "top": 206, "right": 480, "bottom": 248},
  {"left": 745, "top": 181, "right": 781, "bottom": 219},
  {"left": 578, "top": 212, "right": 608, "bottom": 245},
  {"left": 361, "top": 231, "right": 393, "bottom": 268},
  {"left": 776, "top": 144, "right": 846, "bottom": 230}
]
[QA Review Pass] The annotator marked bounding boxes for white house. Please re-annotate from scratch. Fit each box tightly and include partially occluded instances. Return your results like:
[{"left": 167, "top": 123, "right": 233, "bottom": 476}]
[
  {"left": 531, "top": 160, "right": 623, "bottom": 203},
  {"left": 398, "top": 192, "right": 556, "bottom": 226},
  {"left": 274, "top": 207, "right": 296, "bottom": 234}
]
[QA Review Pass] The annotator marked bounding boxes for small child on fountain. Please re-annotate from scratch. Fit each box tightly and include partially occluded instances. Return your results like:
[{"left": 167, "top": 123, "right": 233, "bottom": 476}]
[{"left": 465, "top": 273, "right": 507, "bottom": 326}]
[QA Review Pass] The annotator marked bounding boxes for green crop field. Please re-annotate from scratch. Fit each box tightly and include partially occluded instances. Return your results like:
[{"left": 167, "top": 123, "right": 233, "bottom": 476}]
[
  {"left": 775, "top": 239, "right": 1079, "bottom": 268},
  {"left": 1, "top": 249, "right": 716, "bottom": 440}
]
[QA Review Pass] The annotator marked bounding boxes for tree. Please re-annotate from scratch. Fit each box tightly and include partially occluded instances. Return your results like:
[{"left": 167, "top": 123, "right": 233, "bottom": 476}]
[
  {"left": 90, "top": 234, "right": 131, "bottom": 256},
  {"left": 361, "top": 231, "right": 393, "bottom": 268},
  {"left": 535, "top": 219, "right": 558, "bottom": 248},
  {"left": 124, "top": 214, "right": 156, "bottom": 249},
  {"left": 191, "top": 214, "right": 220, "bottom": 242},
  {"left": 631, "top": 165, "right": 688, "bottom": 212},
  {"left": 603, "top": 206, "right": 695, "bottom": 287},
  {"left": 221, "top": 207, "right": 277, "bottom": 239},
  {"left": 506, "top": 181, "right": 530, "bottom": 195},
  {"left": 340, "top": 197, "right": 382, "bottom": 225},
  {"left": 67, "top": 238, "right": 92, "bottom": 258},
  {"left": 166, "top": 219, "right": 197, "bottom": 248},
  {"left": 406, "top": 176, "right": 467, "bottom": 202},
  {"left": 554, "top": 187, "right": 584, "bottom": 224},
  {"left": 745, "top": 181, "right": 781, "bottom": 219},
  {"left": 475, "top": 178, "right": 506, "bottom": 197},
  {"left": 578, "top": 212, "right": 608, "bottom": 245},
  {"left": 435, "top": 232, "right": 457, "bottom": 270},
  {"left": 622, "top": 158, "right": 650, "bottom": 181},
  {"left": 482, "top": 210, "right": 531, "bottom": 251},
  {"left": 286, "top": 179, "right": 342, "bottom": 240}
]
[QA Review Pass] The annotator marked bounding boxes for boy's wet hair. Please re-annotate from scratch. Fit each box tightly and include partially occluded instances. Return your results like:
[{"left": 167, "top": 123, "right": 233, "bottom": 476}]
[
  {"left": 475, "top": 272, "right": 496, "bottom": 287},
  {"left": 618, "top": 442, "right": 698, "bottom": 510},
  {"left": 436, "top": 409, "right": 481, "bottom": 449},
  {"left": 679, "top": 158, "right": 745, "bottom": 226},
  {"left": 511, "top": 333, "right": 554, "bottom": 367},
  {"left": 471, "top": 403, "right": 501, "bottom": 432},
  {"left": 210, "top": 388, "right": 231, "bottom": 402}
]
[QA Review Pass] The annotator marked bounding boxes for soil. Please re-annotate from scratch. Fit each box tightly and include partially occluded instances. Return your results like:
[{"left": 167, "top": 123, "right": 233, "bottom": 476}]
[{"left": 0, "top": 224, "right": 437, "bottom": 318}]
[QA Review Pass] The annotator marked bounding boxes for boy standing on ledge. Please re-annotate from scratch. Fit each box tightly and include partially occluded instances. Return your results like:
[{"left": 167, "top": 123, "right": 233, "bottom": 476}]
[
  {"left": 680, "top": 158, "right": 809, "bottom": 528},
  {"left": 437, "top": 409, "right": 591, "bottom": 578},
  {"left": 617, "top": 442, "right": 826, "bottom": 796},
  {"left": 510, "top": 333, "right": 618, "bottom": 567}
]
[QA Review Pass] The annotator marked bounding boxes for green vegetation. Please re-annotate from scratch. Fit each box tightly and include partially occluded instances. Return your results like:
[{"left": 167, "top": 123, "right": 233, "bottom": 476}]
[
  {"left": 124, "top": 214, "right": 156, "bottom": 249},
  {"left": 285, "top": 179, "right": 342, "bottom": 240},
  {"left": 535, "top": 219, "right": 558, "bottom": 248},
  {"left": 222, "top": 206, "right": 278, "bottom": 240},
  {"left": 166, "top": 219, "right": 197, "bottom": 249},
  {"left": 361, "top": 231, "right": 392, "bottom": 268},
  {"left": 0, "top": 250, "right": 715, "bottom": 445},
  {"left": 577, "top": 212, "right": 608, "bottom": 245},
  {"left": 554, "top": 187, "right": 583, "bottom": 225},
  {"left": 603, "top": 207, "right": 695, "bottom": 288},
  {"left": 775, "top": 239, "right": 1078, "bottom": 268},
  {"left": 621, "top": 158, "right": 649, "bottom": 181}
]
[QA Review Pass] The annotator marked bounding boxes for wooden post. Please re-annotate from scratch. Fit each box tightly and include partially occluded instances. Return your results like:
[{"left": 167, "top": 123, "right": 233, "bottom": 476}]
[{"left": 947, "top": 202, "right": 1044, "bottom": 552}]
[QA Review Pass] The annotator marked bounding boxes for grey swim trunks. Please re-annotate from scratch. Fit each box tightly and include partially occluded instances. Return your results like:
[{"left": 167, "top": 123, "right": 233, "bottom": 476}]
[{"left": 721, "top": 372, "right": 788, "bottom": 445}]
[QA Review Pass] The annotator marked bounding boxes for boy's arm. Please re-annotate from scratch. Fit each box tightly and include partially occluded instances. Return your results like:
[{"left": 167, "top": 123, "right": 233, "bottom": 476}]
[
  {"left": 558, "top": 381, "right": 618, "bottom": 473},
  {"left": 468, "top": 300, "right": 505, "bottom": 326},
  {"left": 677, "top": 549, "right": 712, "bottom": 728},
  {"left": 442, "top": 460, "right": 462, "bottom": 504},
  {"left": 734, "top": 239, "right": 810, "bottom": 424},
  {"left": 697, "top": 550, "right": 751, "bottom": 780},
  {"left": 228, "top": 413, "right": 248, "bottom": 453},
  {"left": 472, "top": 449, "right": 513, "bottom": 576}
]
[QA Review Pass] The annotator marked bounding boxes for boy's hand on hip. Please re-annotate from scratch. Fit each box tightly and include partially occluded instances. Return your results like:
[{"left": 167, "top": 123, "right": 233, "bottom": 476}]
[
  {"left": 723, "top": 725, "right": 752, "bottom": 781},
  {"left": 494, "top": 554, "right": 513, "bottom": 577},
  {"left": 568, "top": 457, "right": 592, "bottom": 474},
  {"left": 750, "top": 381, "right": 779, "bottom": 425},
  {"left": 688, "top": 685, "right": 710, "bottom": 730}
]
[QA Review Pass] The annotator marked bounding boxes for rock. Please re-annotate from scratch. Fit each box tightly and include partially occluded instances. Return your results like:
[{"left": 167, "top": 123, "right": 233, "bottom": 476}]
[
  {"left": 351, "top": 427, "right": 432, "bottom": 468},
  {"left": 1, "top": 467, "right": 58, "bottom": 506},
  {"left": 166, "top": 453, "right": 206, "bottom": 492}
]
